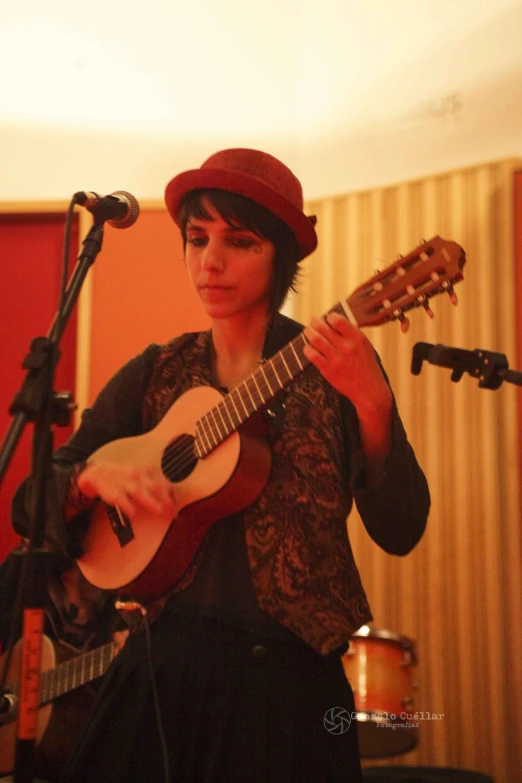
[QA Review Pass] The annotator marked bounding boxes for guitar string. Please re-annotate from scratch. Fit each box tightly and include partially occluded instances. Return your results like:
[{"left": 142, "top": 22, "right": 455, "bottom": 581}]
[
  {"left": 39, "top": 642, "right": 114, "bottom": 703},
  {"left": 158, "top": 385, "right": 279, "bottom": 476},
  {"left": 154, "top": 341, "right": 308, "bottom": 478}
]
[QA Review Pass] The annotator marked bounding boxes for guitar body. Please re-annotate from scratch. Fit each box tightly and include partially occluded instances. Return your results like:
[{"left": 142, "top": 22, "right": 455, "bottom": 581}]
[
  {"left": 77, "top": 385, "right": 272, "bottom": 599},
  {"left": 0, "top": 638, "right": 97, "bottom": 781}
]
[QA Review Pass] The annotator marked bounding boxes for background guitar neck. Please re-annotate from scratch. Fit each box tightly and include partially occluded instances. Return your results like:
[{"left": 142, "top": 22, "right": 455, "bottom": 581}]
[{"left": 38, "top": 641, "right": 115, "bottom": 705}]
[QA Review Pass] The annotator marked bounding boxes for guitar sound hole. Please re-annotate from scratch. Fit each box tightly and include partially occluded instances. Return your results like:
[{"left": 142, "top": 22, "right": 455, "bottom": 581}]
[{"left": 162, "top": 434, "right": 198, "bottom": 482}]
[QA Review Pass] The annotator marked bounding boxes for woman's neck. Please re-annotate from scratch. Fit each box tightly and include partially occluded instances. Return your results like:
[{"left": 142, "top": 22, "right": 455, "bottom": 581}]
[{"left": 210, "top": 311, "right": 271, "bottom": 389}]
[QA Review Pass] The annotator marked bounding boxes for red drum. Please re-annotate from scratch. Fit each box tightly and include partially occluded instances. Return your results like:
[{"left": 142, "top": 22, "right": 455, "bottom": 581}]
[{"left": 342, "top": 626, "right": 419, "bottom": 759}]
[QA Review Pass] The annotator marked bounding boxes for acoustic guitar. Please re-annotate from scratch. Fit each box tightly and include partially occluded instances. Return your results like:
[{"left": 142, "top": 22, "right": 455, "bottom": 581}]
[
  {"left": 0, "top": 635, "right": 115, "bottom": 779},
  {"left": 76, "top": 236, "right": 466, "bottom": 600}
]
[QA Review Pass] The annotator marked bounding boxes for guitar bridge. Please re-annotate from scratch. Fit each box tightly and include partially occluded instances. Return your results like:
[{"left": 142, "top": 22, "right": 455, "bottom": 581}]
[{"left": 105, "top": 504, "right": 135, "bottom": 547}]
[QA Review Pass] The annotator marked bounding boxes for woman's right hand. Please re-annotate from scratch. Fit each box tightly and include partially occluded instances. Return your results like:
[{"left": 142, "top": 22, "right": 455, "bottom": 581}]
[{"left": 77, "top": 462, "right": 178, "bottom": 520}]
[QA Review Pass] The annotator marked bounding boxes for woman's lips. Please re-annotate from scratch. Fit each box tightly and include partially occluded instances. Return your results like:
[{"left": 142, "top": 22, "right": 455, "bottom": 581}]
[{"left": 199, "top": 284, "right": 233, "bottom": 297}]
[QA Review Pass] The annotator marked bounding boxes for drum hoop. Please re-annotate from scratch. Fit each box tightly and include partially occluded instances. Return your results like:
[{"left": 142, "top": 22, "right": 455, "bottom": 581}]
[
  {"left": 351, "top": 627, "right": 417, "bottom": 662},
  {"left": 352, "top": 626, "right": 406, "bottom": 643}
]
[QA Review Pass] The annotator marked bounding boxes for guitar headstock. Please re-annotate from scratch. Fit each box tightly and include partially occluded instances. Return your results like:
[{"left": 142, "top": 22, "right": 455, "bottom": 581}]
[{"left": 346, "top": 236, "right": 466, "bottom": 332}]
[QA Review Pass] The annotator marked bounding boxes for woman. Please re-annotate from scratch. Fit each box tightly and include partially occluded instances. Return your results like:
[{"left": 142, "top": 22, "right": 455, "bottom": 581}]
[{"left": 13, "top": 148, "right": 430, "bottom": 782}]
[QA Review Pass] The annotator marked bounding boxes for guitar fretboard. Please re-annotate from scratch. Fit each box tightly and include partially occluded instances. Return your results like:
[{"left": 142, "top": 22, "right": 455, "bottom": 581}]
[
  {"left": 39, "top": 642, "right": 115, "bottom": 706},
  {"left": 194, "top": 332, "right": 307, "bottom": 457},
  {"left": 193, "top": 301, "right": 349, "bottom": 458}
]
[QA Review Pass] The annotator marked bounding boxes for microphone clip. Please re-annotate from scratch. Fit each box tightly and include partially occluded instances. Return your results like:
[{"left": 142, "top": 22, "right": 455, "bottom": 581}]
[{"left": 411, "top": 342, "right": 522, "bottom": 389}]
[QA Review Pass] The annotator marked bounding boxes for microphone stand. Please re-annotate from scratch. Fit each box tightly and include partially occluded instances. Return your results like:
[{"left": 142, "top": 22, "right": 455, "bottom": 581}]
[
  {"left": 0, "top": 216, "right": 107, "bottom": 783},
  {"left": 411, "top": 342, "right": 522, "bottom": 388}
]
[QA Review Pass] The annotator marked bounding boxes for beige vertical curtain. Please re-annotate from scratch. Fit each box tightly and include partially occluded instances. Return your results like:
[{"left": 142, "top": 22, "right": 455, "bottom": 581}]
[{"left": 289, "top": 159, "right": 522, "bottom": 783}]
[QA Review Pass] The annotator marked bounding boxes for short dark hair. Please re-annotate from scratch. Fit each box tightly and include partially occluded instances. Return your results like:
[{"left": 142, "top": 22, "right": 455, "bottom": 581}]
[{"left": 177, "top": 189, "right": 300, "bottom": 315}]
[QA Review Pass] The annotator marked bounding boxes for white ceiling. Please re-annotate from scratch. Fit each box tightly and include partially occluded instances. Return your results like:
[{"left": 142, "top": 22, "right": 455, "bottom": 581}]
[
  {"left": 1, "top": 0, "right": 520, "bottom": 137},
  {"left": 0, "top": 0, "right": 521, "bottom": 199}
]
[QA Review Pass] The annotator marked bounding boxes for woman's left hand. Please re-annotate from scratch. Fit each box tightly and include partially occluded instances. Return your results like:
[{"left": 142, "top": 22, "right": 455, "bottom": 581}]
[{"left": 303, "top": 312, "right": 392, "bottom": 418}]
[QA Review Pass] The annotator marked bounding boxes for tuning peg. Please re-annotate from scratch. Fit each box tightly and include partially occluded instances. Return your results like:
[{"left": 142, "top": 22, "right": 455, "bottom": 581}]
[
  {"left": 417, "top": 294, "right": 435, "bottom": 319},
  {"left": 442, "top": 282, "right": 458, "bottom": 305},
  {"left": 394, "top": 310, "right": 410, "bottom": 333}
]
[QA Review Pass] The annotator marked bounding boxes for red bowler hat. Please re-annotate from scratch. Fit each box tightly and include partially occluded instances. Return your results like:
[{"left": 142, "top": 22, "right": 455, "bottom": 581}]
[{"left": 165, "top": 148, "right": 317, "bottom": 260}]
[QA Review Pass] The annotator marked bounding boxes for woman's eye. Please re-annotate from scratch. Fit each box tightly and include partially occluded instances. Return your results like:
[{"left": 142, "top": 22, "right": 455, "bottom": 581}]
[
  {"left": 231, "top": 237, "right": 255, "bottom": 248},
  {"left": 186, "top": 234, "right": 258, "bottom": 249}
]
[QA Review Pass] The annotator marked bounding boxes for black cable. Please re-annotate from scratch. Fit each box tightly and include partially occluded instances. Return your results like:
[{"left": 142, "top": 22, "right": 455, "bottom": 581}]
[
  {"left": 115, "top": 601, "right": 171, "bottom": 783},
  {"left": 143, "top": 613, "right": 171, "bottom": 783},
  {"left": 52, "top": 196, "right": 77, "bottom": 345}
]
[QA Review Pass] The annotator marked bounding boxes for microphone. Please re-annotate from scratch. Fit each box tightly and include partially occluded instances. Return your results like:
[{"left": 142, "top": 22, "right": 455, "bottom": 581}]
[
  {"left": 74, "top": 190, "right": 140, "bottom": 229},
  {"left": 0, "top": 692, "right": 18, "bottom": 724}
]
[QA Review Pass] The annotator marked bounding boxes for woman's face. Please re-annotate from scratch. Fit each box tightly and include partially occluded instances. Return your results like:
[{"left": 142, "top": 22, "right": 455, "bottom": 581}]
[{"left": 184, "top": 200, "right": 275, "bottom": 322}]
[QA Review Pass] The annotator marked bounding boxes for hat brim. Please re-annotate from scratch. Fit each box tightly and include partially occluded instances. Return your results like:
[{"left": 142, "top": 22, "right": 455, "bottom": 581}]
[{"left": 165, "top": 168, "right": 317, "bottom": 261}]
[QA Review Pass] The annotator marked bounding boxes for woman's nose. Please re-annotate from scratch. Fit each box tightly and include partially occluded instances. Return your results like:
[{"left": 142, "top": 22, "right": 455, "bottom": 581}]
[{"left": 201, "top": 239, "right": 224, "bottom": 271}]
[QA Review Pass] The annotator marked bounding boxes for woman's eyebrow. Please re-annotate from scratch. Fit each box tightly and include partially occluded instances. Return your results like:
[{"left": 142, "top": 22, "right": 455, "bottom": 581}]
[{"left": 186, "top": 221, "right": 252, "bottom": 233}]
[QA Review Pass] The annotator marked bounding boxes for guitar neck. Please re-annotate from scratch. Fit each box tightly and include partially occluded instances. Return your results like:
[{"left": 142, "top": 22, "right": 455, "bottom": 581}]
[
  {"left": 194, "top": 301, "right": 350, "bottom": 458},
  {"left": 38, "top": 641, "right": 115, "bottom": 706}
]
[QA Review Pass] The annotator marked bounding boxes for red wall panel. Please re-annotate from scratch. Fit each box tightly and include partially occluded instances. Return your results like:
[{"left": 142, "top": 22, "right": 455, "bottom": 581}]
[{"left": 0, "top": 213, "right": 78, "bottom": 561}]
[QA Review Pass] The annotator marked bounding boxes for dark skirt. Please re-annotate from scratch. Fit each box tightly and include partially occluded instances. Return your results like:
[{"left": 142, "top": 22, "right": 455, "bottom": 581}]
[{"left": 60, "top": 613, "right": 362, "bottom": 783}]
